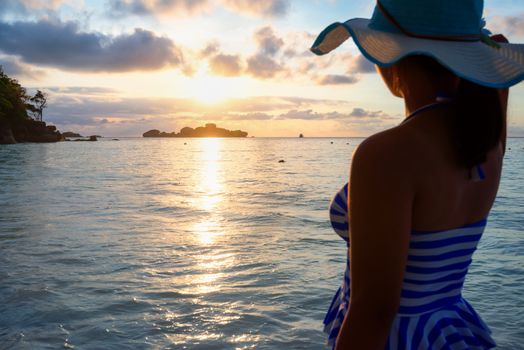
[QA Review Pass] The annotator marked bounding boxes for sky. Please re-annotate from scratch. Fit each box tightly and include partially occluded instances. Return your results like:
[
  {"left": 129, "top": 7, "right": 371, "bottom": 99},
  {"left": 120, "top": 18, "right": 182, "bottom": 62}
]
[{"left": 1, "top": 0, "right": 524, "bottom": 137}]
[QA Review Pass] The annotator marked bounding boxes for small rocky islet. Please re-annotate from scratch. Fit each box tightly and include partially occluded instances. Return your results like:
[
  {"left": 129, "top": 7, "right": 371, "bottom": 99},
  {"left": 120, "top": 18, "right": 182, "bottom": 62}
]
[
  {"left": 62, "top": 131, "right": 82, "bottom": 138},
  {"left": 143, "top": 123, "right": 248, "bottom": 138}
]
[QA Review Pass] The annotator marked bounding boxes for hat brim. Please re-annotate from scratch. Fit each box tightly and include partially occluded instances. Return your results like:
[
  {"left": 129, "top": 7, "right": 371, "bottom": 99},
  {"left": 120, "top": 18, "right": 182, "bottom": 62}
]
[{"left": 311, "top": 18, "right": 524, "bottom": 89}]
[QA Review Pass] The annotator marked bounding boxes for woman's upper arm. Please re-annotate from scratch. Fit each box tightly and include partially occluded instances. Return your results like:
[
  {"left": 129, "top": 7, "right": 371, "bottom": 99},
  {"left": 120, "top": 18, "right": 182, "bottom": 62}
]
[{"left": 348, "top": 133, "right": 415, "bottom": 317}]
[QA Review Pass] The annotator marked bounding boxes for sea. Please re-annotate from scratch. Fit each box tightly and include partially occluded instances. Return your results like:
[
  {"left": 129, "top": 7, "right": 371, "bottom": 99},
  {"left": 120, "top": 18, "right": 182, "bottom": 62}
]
[{"left": 0, "top": 138, "right": 522, "bottom": 349}]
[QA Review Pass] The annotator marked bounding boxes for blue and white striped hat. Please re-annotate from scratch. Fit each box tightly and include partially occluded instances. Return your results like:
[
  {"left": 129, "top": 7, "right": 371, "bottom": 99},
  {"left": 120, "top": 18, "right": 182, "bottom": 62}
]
[{"left": 311, "top": 0, "right": 524, "bottom": 88}]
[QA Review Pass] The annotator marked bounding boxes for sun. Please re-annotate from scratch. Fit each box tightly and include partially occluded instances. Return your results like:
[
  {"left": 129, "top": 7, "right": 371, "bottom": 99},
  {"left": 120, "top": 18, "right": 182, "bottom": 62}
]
[{"left": 188, "top": 73, "right": 233, "bottom": 104}]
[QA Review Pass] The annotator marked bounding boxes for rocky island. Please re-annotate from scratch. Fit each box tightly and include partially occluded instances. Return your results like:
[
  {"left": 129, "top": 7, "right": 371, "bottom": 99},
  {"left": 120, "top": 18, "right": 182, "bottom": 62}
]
[
  {"left": 62, "top": 131, "right": 82, "bottom": 138},
  {"left": 143, "top": 123, "right": 248, "bottom": 138}
]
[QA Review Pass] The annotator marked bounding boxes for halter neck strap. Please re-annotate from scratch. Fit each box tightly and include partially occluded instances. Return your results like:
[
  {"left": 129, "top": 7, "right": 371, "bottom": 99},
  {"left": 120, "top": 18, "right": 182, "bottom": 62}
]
[
  {"left": 402, "top": 101, "right": 452, "bottom": 124},
  {"left": 399, "top": 100, "right": 486, "bottom": 182}
]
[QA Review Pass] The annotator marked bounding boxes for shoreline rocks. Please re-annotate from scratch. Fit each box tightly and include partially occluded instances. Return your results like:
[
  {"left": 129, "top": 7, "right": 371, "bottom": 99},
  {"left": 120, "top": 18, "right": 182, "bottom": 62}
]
[
  {"left": 1, "top": 119, "right": 63, "bottom": 144},
  {"left": 0, "top": 118, "right": 17, "bottom": 144}
]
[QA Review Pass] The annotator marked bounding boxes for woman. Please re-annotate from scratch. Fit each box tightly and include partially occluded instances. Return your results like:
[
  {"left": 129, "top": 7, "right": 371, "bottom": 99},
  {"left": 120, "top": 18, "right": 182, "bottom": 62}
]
[{"left": 311, "top": 0, "right": 524, "bottom": 349}]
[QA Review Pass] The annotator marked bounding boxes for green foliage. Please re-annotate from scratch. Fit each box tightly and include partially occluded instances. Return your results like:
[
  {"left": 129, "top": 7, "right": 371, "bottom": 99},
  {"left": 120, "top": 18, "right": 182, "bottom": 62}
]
[{"left": 0, "top": 65, "right": 31, "bottom": 124}]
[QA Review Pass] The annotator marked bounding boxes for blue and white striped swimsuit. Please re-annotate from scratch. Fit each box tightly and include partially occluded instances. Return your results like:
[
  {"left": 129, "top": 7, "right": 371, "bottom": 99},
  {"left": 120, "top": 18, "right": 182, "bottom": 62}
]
[
  {"left": 324, "top": 104, "right": 495, "bottom": 349},
  {"left": 324, "top": 184, "right": 496, "bottom": 349}
]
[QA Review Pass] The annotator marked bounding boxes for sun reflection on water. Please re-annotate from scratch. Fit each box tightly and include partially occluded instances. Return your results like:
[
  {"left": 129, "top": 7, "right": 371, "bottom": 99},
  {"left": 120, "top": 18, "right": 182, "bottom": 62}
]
[
  {"left": 188, "top": 138, "right": 233, "bottom": 297},
  {"left": 191, "top": 138, "right": 225, "bottom": 245},
  {"left": 192, "top": 219, "right": 220, "bottom": 245},
  {"left": 162, "top": 138, "right": 241, "bottom": 346},
  {"left": 190, "top": 250, "right": 236, "bottom": 295}
]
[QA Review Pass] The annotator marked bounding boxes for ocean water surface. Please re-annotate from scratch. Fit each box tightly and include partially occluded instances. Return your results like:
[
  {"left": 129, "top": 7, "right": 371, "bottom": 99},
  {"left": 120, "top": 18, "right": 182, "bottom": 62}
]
[{"left": 0, "top": 138, "right": 523, "bottom": 349}]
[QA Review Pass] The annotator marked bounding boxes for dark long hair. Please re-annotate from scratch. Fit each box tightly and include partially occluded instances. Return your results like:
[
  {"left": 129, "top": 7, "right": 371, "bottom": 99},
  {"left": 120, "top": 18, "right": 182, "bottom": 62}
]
[
  {"left": 452, "top": 79, "right": 507, "bottom": 168},
  {"left": 396, "top": 55, "right": 507, "bottom": 168}
]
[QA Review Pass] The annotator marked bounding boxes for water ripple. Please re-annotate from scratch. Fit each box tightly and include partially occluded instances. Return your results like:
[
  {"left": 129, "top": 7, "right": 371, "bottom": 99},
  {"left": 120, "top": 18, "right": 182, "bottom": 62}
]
[{"left": 0, "top": 138, "right": 522, "bottom": 349}]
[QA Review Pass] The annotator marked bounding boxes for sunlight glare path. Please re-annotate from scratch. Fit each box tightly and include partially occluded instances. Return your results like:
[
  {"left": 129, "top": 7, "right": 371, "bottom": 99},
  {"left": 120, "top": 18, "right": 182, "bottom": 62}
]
[{"left": 191, "top": 138, "right": 225, "bottom": 245}]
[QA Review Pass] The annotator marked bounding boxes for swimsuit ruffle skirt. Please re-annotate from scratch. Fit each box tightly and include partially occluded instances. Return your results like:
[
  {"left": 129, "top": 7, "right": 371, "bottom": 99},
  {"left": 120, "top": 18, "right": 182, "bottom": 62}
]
[{"left": 323, "top": 104, "right": 496, "bottom": 349}]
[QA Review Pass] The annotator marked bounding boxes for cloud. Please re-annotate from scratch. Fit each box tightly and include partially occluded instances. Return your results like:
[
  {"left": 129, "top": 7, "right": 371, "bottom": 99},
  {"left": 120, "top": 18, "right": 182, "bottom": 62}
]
[
  {"left": 215, "top": 96, "right": 349, "bottom": 113},
  {"left": 199, "top": 41, "right": 243, "bottom": 76},
  {"left": 222, "top": 0, "right": 289, "bottom": 17},
  {"left": 42, "top": 92, "right": 398, "bottom": 137},
  {"left": 348, "top": 55, "right": 376, "bottom": 74},
  {"left": 0, "top": 19, "right": 183, "bottom": 72},
  {"left": 20, "top": 0, "right": 66, "bottom": 9},
  {"left": 46, "top": 86, "right": 119, "bottom": 95},
  {"left": 200, "top": 41, "right": 220, "bottom": 58},
  {"left": 350, "top": 107, "right": 388, "bottom": 118},
  {"left": 44, "top": 94, "right": 381, "bottom": 123},
  {"left": 108, "top": 0, "right": 290, "bottom": 18},
  {"left": 317, "top": 74, "right": 359, "bottom": 85},
  {"left": 240, "top": 26, "right": 287, "bottom": 78},
  {"left": 297, "top": 61, "right": 316, "bottom": 74},
  {"left": 277, "top": 109, "right": 325, "bottom": 120},
  {"left": 246, "top": 53, "right": 283, "bottom": 79},
  {"left": 274, "top": 109, "right": 391, "bottom": 121},
  {"left": 246, "top": 29, "right": 377, "bottom": 84},
  {"left": 194, "top": 27, "right": 365, "bottom": 84},
  {"left": 204, "top": 112, "right": 274, "bottom": 121},
  {"left": 254, "top": 26, "right": 285, "bottom": 56},
  {"left": 109, "top": 0, "right": 210, "bottom": 16},
  {"left": 0, "top": 1, "right": 26, "bottom": 14},
  {"left": 44, "top": 94, "right": 349, "bottom": 123},
  {"left": 199, "top": 26, "right": 290, "bottom": 79},
  {"left": 488, "top": 13, "right": 524, "bottom": 38},
  {"left": 0, "top": 56, "right": 45, "bottom": 79},
  {"left": 0, "top": 0, "right": 66, "bottom": 15},
  {"left": 208, "top": 53, "right": 243, "bottom": 76}
]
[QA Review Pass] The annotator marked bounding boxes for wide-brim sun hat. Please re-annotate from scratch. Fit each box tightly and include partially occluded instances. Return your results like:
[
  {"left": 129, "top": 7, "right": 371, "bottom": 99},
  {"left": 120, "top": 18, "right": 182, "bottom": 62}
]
[{"left": 311, "top": 0, "right": 524, "bottom": 89}]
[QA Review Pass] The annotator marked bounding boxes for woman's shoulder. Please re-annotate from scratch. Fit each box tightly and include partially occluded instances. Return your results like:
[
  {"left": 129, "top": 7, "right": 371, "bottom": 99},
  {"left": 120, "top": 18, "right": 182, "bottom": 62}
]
[{"left": 352, "top": 125, "right": 424, "bottom": 175}]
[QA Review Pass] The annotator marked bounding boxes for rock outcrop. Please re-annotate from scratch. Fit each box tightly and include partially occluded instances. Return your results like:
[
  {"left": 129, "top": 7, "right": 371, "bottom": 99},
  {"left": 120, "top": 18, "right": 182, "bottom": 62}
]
[
  {"left": 62, "top": 131, "right": 82, "bottom": 138},
  {"left": 0, "top": 117, "right": 16, "bottom": 144},
  {"left": 72, "top": 135, "right": 98, "bottom": 142},
  {"left": 143, "top": 129, "right": 177, "bottom": 138},
  {"left": 143, "top": 123, "right": 248, "bottom": 138},
  {"left": 1, "top": 119, "right": 63, "bottom": 143}
]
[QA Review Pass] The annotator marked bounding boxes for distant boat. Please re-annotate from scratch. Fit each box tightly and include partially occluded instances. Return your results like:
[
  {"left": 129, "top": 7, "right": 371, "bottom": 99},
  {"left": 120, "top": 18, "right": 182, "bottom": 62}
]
[{"left": 299, "top": 133, "right": 304, "bottom": 138}]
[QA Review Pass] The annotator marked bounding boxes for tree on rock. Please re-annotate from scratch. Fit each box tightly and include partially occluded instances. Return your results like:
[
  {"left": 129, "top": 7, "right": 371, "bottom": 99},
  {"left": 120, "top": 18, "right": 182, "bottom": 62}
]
[{"left": 29, "top": 90, "right": 48, "bottom": 122}]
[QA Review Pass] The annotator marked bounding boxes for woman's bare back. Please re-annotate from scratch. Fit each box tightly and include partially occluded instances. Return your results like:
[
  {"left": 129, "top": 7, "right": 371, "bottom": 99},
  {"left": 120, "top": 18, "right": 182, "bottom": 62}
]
[{"left": 394, "top": 105, "right": 504, "bottom": 231}]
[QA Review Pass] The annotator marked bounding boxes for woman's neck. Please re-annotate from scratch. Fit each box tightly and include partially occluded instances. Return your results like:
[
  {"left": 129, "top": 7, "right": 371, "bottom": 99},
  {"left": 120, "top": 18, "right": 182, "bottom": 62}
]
[
  {"left": 403, "top": 88, "right": 455, "bottom": 116},
  {"left": 404, "top": 96, "right": 437, "bottom": 116},
  {"left": 402, "top": 77, "right": 458, "bottom": 116}
]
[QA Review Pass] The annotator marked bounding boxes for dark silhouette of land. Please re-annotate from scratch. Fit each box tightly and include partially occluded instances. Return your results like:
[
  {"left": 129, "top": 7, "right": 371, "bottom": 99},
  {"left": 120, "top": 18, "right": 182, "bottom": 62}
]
[
  {"left": 143, "top": 123, "right": 248, "bottom": 138},
  {"left": 62, "top": 131, "right": 82, "bottom": 138},
  {"left": 0, "top": 66, "right": 62, "bottom": 144}
]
